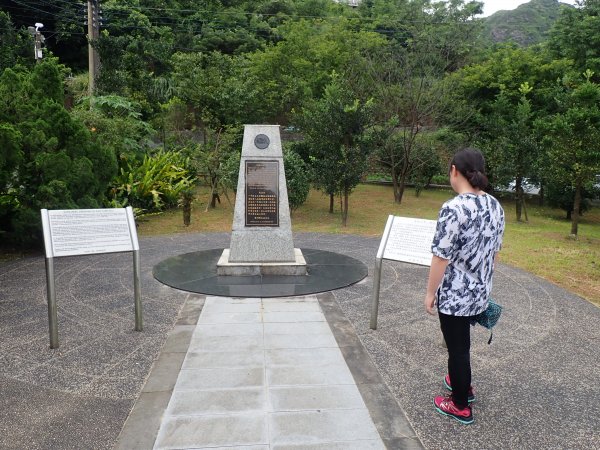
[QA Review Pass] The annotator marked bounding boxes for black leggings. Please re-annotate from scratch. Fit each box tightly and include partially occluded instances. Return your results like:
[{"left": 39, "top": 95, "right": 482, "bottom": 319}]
[{"left": 439, "top": 312, "right": 471, "bottom": 408}]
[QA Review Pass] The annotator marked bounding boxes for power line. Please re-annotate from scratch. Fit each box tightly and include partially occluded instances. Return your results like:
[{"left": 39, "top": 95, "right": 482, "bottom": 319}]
[
  {"left": 17, "top": 0, "right": 483, "bottom": 27},
  {"left": 8, "top": 0, "right": 73, "bottom": 19},
  {"left": 1, "top": 1, "right": 482, "bottom": 50}
]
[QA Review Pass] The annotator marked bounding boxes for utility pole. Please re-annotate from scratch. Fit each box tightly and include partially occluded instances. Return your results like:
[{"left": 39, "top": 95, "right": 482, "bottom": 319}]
[
  {"left": 87, "top": 0, "right": 101, "bottom": 96},
  {"left": 28, "top": 23, "right": 45, "bottom": 63}
]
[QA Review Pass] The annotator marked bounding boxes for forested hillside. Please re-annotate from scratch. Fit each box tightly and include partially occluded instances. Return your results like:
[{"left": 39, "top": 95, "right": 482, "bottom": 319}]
[
  {"left": 0, "top": 0, "right": 599, "bottom": 245},
  {"left": 482, "top": 0, "right": 572, "bottom": 46}
]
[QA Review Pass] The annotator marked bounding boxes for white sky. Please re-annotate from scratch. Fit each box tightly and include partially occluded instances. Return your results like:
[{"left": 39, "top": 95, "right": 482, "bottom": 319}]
[{"left": 481, "top": 0, "right": 577, "bottom": 17}]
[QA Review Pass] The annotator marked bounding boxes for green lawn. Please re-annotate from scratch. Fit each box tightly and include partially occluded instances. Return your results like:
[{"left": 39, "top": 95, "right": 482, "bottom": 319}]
[{"left": 137, "top": 184, "right": 600, "bottom": 307}]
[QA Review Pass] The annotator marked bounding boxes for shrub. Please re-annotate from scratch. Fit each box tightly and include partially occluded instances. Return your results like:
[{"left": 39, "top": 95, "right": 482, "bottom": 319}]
[
  {"left": 430, "top": 174, "right": 450, "bottom": 185},
  {"left": 109, "top": 150, "right": 195, "bottom": 213},
  {"left": 283, "top": 147, "right": 312, "bottom": 211},
  {"left": 220, "top": 149, "right": 241, "bottom": 193}
]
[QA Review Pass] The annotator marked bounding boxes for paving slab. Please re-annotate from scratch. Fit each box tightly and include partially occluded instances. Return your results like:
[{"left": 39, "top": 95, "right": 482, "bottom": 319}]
[
  {"left": 168, "top": 387, "right": 266, "bottom": 416},
  {"left": 154, "top": 414, "right": 268, "bottom": 448},
  {"left": 269, "top": 409, "right": 382, "bottom": 445},
  {"left": 175, "top": 367, "right": 265, "bottom": 391},
  {"left": 189, "top": 334, "right": 264, "bottom": 352},
  {"left": 264, "top": 332, "right": 338, "bottom": 349},
  {"left": 182, "top": 349, "right": 264, "bottom": 369},
  {"left": 269, "top": 385, "right": 366, "bottom": 410},
  {"left": 266, "top": 363, "right": 357, "bottom": 386}
]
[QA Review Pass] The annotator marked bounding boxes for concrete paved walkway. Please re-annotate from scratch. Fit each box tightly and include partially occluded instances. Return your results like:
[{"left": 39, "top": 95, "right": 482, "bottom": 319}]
[
  {"left": 153, "top": 296, "right": 384, "bottom": 449},
  {"left": 116, "top": 290, "right": 421, "bottom": 449}
]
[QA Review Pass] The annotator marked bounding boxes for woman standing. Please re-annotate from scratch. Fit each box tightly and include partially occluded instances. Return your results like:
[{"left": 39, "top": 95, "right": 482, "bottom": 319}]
[{"left": 424, "top": 148, "right": 505, "bottom": 424}]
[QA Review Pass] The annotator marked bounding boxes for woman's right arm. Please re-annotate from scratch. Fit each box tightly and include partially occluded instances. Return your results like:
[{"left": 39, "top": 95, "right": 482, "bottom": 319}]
[{"left": 424, "top": 255, "right": 450, "bottom": 315}]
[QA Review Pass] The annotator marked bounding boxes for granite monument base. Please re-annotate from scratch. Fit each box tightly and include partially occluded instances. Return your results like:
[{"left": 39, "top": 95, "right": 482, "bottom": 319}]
[{"left": 217, "top": 248, "right": 307, "bottom": 276}]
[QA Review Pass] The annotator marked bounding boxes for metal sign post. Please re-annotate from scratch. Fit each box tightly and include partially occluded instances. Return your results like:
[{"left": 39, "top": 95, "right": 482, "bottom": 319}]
[
  {"left": 133, "top": 249, "right": 142, "bottom": 332},
  {"left": 44, "top": 257, "right": 58, "bottom": 348},
  {"left": 41, "top": 207, "right": 142, "bottom": 349},
  {"left": 370, "top": 215, "right": 437, "bottom": 330},
  {"left": 126, "top": 206, "right": 143, "bottom": 332},
  {"left": 370, "top": 215, "right": 394, "bottom": 330}
]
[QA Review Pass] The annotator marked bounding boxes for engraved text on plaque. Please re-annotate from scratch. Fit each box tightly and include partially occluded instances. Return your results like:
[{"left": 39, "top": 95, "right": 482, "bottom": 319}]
[{"left": 245, "top": 161, "right": 279, "bottom": 226}]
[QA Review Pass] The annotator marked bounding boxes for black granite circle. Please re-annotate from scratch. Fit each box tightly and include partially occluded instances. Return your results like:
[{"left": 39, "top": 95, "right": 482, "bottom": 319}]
[
  {"left": 153, "top": 248, "right": 368, "bottom": 297},
  {"left": 254, "top": 134, "right": 270, "bottom": 149}
]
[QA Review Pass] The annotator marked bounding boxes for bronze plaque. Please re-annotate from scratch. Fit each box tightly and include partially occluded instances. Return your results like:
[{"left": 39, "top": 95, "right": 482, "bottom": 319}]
[
  {"left": 254, "top": 134, "right": 270, "bottom": 149},
  {"left": 245, "top": 161, "right": 279, "bottom": 227}
]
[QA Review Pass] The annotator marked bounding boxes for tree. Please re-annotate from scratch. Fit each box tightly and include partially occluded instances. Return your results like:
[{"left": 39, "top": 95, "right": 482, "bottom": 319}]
[
  {"left": 0, "top": 61, "right": 117, "bottom": 246},
  {"left": 171, "top": 51, "right": 261, "bottom": 130},
  {"left": 95, "top": 1, "right": 176, "bottom": 113},
  {"left": 299, "top": 76, "right": 373, "bottom": 226},
  {"left": 451, "top": 45, "right": 572, "bottom": 217},
  {"left": 0, "top": 11, "right": 32, "bottom": 71},
  {"left": 483, "top": 84, "right": 540, "bottom": 221},
  {"left": 544, "top": 183, "right": 595, "bottom": 220},
  {"left": 361, "top": 46, "right": 463, "bottom": 203},
  {"left": 537, "top": 70, "right": 600, "bottom": 236},
  {"left": 188, "top": 126, "right": 241, "bottom": 210},
  {"left": 549, "top": 0, "right": 600, "bottom": 75},
  {"left": 451, "top": 45, "right": 570, "bottom": 131},
  {"left": 349, "top": 0, "right": 483, "bottom": 204},
  {"left": 0, "top": 123, "right": 22, "bottom": 230},
  {"left": 358, "top": 0, "right": 483, "bottom": 71},
  {"left": 408, "top": 131, "right": 446, "bottom": 196},
  {"left": 170, "top": 52, "right": 256, "bottom": 209},
  {"left": 248, "top": 18, "right": 386, "bottom": 123},
  {"left": 72, "top": 94, "right": 154, "bottom": 161}
]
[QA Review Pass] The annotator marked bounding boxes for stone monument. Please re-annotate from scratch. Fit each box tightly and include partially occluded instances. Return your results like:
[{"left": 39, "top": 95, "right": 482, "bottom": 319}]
[{"left": 217, "top": 125, "right": 307, "bottom": 276}]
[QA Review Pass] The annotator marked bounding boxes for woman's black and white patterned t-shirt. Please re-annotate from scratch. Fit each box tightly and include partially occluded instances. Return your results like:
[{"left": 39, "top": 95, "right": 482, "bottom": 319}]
[{"left": 431, "top": 193, "right": 505, "bottom": 316}]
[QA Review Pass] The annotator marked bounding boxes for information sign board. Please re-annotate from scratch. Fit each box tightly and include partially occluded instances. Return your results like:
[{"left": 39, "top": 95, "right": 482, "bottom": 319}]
[
  {"left": 40, "top": 207, "right": 142, "bottom": 348},
  {"left": 42, "top": 208, "right": 138, "bottom": 258},
  {"left": 382, "top": 216, "right": 437, "bottom": 266},
  {"left": 371, "top": 215, "right": 438, "bottom": 330}
]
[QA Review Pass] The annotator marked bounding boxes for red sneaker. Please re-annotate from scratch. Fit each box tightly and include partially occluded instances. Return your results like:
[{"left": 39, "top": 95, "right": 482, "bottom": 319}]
[
  {"left": 444, "top": 374, "right": 475, "bottom": 403},
  {"left": 434, "top": 394, "right": 474, "bottom": 424}
]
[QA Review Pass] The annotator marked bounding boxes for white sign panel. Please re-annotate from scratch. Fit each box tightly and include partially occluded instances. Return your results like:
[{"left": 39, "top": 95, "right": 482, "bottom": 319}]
[
  {"left": 41, "top": 208, "right": 139, "bottom": 258},
  {"left": 382, "top": 216, "right": 437, "bottom": 266}
]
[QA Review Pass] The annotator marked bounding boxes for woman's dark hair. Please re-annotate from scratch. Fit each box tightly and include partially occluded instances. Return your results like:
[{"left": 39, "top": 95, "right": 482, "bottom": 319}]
[{"left": 450, "top": 147, "right": 489, "bottom": 190}]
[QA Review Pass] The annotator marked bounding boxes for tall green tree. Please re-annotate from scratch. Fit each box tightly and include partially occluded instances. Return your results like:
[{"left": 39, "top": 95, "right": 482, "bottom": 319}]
[
  {"left": 358, "top": 0, "right": 483, "bottom": 70},
  {"left": 351, "top": 0, "right": 482, "bottom": 203},
  {"left": 537, "top": 70, "right": 600, "bottom": 236},
  {"left": 170, "top": 52, "right": 257, "bottom": 208},
  {"left": 95, "top": 1, "right": 176, "bottom": 113},
  {"left": 299, "top": 76, "right": 373, "bottom": 226},
  {"left": 171, "top": 51, "right": 261, "bottom": 129},
  {"left": 549, "top": 0, "right": 600, "bottom": 74},
  {"left": 0, "top": 61, "right": 117, "bottom": 246},
  {"left": 452, "top": 44, "right": 571, "bottom": 216},
  {"left": 360, "top": 44, "right": 465, "bottom": 203},
  {"left": 483, "top": 84, "right": 539, "bottom": 221},
  {"left": 0, "top": 11, "right": 32, "bottom": 71},
  {"left": 248, "top": 18, "right": 386, "bottom": 123}
]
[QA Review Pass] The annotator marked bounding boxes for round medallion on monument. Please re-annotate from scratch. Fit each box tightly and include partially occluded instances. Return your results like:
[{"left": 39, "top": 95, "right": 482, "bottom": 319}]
[{"left": 254, "top": 134, "right": 270, "bottom": 149}]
